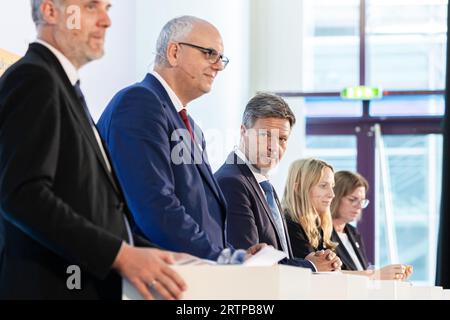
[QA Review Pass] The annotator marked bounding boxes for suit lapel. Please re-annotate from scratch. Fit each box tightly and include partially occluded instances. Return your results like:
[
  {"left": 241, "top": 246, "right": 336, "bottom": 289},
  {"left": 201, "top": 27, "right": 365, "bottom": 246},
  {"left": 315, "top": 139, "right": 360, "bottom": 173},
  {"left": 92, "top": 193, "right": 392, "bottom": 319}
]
[
  {"left": 64, "top": 81, "right": 121, "bottom": 195},
  {"left": 74, "top": 100, "right": 120, "bottom": 193},
  {"left": 144, "top": 74, "right": 225, "bottom": 207},
  {"left": 332, "top": 229, "right": 358, "bottom": 270},
  {"left": 346, "top": 225, "right": 369, "bottom": 269},
  {"left": 233, "top": 152, "right": 287, "bottom": 252},
  {"left": 31, "top": 44, "right": 121, "bottom": 196},
  {"left": 191, "top": 121, "right": 224, "bottom": 205}
]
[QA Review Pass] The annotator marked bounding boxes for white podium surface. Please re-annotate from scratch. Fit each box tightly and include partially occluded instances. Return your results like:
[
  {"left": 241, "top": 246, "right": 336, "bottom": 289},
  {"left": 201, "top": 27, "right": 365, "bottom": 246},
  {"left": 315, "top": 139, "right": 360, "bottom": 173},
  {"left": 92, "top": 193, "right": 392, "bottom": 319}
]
[
  {"left": 443, "top": 290, "right": 450, "bottom": 300},
  {"left": 123, "top": 265, "right": 447, "bottom": 300},
  {"left": 403, "top": 286, "right": 443, "bottom": 300},
  {"left": 310, "top": 273, "right": 369, "bottom": 300},
  {"left": 123, "top": 265, "right": 311, "bottom": 300},
  {"left": 368, "top": 280, "right": 406, "bottom": 300}
]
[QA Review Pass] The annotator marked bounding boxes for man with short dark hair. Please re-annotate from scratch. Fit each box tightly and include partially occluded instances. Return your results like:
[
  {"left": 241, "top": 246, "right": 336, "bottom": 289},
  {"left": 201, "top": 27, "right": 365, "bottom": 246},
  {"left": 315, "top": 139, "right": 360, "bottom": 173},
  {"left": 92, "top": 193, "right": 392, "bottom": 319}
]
[{"left": 215, "top": 93, "right": 342, "bottom": 271}]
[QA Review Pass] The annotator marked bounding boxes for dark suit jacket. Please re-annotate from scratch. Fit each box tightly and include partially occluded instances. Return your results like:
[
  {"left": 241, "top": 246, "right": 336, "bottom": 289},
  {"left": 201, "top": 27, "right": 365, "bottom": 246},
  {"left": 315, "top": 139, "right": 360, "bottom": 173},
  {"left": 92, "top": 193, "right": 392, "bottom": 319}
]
[
  {"left": 286, "top": 214, "right": 326, "bottom": 259},
  {"left": 331, "top": 224, "right": 370, "bottom": 271},
  {"left": 0, "top": 43, "right": 146, "bottom": 299},
  {"left": 215, "top": 152, "right": 314, "bottom": 270},
  {"left": 97, "top": 73, "right": 227, "bottom": 260}
]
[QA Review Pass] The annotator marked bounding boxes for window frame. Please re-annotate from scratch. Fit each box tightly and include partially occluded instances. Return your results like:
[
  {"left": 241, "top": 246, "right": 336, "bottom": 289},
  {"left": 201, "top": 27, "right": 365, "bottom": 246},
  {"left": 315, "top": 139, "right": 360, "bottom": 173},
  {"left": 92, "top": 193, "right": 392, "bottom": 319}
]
[{"left": 276, "top": 0, "right": 446, "bottom": 265}]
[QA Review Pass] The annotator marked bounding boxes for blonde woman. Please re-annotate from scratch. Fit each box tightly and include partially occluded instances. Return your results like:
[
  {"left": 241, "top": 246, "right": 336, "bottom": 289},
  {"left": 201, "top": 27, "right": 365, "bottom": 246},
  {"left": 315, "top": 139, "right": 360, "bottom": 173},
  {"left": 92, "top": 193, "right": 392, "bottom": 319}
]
[
  {"left": 283, "top": 159, "right": 411, "bottom": 280},
  {"left": 283, "top": 158, "right": 337, "bottom": 260}
]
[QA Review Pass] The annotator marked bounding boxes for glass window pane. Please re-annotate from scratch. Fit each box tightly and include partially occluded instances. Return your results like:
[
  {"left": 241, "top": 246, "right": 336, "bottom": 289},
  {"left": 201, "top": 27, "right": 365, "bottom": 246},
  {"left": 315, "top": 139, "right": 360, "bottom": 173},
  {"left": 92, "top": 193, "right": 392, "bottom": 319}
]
[
  {"left": 305, "top": 135, "right": 357, "bottom": 171},
  {"left": 306, "top": 97, "right": 362, "bottom": 117},
  {"left": 370, "top": 95, "right": 445, "bottom": 116},
  {"left": 303, "top": 0, "right": 360, "bottom": 91},
  {"left": 376, "top": 134, "right": 443, "bottom": 285},
  {"left": 367, "top": 0, "right": 448, "bottom": 90}
]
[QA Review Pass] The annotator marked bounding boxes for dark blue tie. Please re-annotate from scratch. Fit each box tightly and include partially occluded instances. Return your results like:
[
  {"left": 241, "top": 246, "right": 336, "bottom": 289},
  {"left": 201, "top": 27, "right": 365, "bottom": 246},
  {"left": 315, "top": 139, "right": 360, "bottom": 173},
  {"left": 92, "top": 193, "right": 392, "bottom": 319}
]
[
  {"left": 73, "top": 80, "right": 95, "bottom": 126},
  {"left": 73, "top": 80, "right": 110, "bottom": 172},
  {"left": 259, "top": 180, "right": 289, "bottom": 254}
]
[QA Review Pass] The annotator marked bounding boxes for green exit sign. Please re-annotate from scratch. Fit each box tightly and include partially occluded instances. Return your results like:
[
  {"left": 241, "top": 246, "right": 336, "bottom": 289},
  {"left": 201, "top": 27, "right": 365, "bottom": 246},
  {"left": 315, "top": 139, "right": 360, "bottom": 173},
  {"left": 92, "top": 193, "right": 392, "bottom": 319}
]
[{"left": 341, "top": 86, "right": 383, "bottom": 100}]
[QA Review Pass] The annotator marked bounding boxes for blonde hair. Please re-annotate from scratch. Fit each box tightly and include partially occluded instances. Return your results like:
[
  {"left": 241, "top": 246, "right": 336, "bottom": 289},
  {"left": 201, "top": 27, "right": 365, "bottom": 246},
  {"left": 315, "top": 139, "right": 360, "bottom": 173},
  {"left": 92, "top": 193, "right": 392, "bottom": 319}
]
[
  {"left": 331, "top": 171, "right": 369, "bottom": 219},
  {"left": 282, "top": 158, "right": 337, "bottom": 250}
]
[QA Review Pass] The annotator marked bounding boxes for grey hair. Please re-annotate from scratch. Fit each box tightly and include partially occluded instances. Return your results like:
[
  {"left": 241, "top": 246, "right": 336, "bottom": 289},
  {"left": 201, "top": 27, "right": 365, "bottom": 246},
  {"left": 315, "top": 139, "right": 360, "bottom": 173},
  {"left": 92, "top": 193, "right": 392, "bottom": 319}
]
[
  {"left": 242, "top": 93, "right": 296, "bottom": 128},
  {"left": 30, "top": 0, "right": 63, "bottom": 26},
  {"left": 155, "top": 15, "right": 204, "bottom": 66}
]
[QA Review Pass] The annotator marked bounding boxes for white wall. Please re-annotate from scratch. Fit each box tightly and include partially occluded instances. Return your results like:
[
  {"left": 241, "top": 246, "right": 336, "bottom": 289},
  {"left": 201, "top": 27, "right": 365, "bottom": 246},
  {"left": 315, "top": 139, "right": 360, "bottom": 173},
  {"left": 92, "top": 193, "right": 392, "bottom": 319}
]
[
  {"left": 0, "top": 1, "right": 36, "bottom": 55},
  {"left": 250, "top": 0, "right": 306, "bottom": 196},
  {"left": 0, "top": 0, "right": 305, "bottom": 190},
  {"left": 0, "top": 0, "right": 138, "bottom": 121},
  {"left": 80, "top": 1, "right": 138, "bottom": 120}
]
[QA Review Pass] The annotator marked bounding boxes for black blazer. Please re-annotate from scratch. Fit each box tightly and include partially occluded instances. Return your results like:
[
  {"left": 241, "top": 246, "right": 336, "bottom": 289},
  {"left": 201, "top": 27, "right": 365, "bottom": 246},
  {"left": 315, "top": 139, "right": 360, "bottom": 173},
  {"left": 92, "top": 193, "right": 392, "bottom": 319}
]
[
  {"left": 331, "top": 224, "right": 370, "bottom": 271},
  {"left": 0, "top": 43, "right": 148, "bottom": 299},
  {"left": 214, "top": 152, "right": 314, "bottom": 270},
  {"left": 285, "top": 213, "right": 328, "bottom": 259}
]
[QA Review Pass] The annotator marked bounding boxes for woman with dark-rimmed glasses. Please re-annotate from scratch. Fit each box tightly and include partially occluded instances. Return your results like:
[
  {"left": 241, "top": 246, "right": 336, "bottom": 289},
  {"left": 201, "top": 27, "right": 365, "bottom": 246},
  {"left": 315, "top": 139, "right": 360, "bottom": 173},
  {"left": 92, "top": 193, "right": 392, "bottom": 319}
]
[{"left": 331, "top": 171, "right": 413, "bottom": 280}]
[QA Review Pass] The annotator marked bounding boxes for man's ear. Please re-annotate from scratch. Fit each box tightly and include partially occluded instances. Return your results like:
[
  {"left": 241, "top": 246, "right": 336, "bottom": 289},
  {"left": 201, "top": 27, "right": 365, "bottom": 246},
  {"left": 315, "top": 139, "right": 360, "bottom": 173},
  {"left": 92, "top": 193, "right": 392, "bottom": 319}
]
[
  {"left": 166, "top": 42, "right": 180, "bottom": 67},
  {"left": 239, "top": 125, "right": 247, "bottom": 148},
  {"left": 41, "top": 0, "right": 61, "bottom": 25},
  {"left": 240, "top": 125, "right": 247, "bottom": 137}
]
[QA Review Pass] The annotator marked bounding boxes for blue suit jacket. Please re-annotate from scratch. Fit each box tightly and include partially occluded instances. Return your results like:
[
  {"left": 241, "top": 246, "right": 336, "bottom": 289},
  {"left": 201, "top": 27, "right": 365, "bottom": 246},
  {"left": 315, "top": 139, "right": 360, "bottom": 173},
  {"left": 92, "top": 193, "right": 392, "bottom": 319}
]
[
  {"left": 97, "top": 73, "right": 227, "bottom": 260},
  {"left": 215, "top": 152, "right": 315, "bottom": 270}
]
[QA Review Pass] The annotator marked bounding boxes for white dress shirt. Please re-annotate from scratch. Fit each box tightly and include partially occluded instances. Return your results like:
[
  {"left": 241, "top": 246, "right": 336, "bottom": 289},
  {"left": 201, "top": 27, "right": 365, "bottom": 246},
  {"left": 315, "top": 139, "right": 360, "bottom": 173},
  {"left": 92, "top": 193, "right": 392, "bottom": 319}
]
[
  {"left": 234, "top": 148, "right": 269, "bottom": 189},
  {"left": 151, "top": 70, "right": 185, "bottom": 112},
  {"left": 337, "top": 231, "right": 364, "bottom": 271},
  {"left": 233, "top": 148, "right": 317, "bottom": 271}
]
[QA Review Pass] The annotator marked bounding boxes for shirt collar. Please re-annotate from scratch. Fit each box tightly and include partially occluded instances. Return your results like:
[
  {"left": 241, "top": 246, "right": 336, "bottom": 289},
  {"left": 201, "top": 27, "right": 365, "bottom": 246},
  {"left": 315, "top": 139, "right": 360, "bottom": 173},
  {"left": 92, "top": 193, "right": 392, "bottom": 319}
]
[
  {"left": 35, "top": 39, "right": 79, "bottom": 86},
  {"left": 234, "top": 147, "right": 269, "bottom": 184},
  {"left": 151, "top": 70, "right": 185, "bottom": 113}
]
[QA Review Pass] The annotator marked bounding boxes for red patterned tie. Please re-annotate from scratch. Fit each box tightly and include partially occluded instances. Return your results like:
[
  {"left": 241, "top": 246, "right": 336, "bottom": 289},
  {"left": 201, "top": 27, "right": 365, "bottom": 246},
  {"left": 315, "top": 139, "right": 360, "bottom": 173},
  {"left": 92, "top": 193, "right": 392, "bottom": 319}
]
[{"left": 179, "top": 109, "right": 194, "bottom": 140}]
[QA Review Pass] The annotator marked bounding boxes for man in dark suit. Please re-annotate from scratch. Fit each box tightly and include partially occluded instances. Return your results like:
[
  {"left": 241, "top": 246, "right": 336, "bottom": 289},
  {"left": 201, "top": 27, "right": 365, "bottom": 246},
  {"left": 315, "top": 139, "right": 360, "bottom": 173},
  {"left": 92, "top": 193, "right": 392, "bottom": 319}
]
[
  {"left": 0, "top": 0, "right": 186, "bottom": 300},
  {"left": 215, "top": 93, "right": 342, "bottom": 271},
  {"left": 98, "top": 16, "right": 262, "bottom": 261}
]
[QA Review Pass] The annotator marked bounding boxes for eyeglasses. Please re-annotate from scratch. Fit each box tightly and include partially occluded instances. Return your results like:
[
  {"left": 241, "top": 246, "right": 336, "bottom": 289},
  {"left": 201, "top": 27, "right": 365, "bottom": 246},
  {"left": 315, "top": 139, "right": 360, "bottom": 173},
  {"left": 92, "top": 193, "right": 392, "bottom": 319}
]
[
  {"left": 178, "top": 42, "right": 229, "bottom": 69},
  {"left": 346, "top": 196, "right": 370, "bottom": 209}
]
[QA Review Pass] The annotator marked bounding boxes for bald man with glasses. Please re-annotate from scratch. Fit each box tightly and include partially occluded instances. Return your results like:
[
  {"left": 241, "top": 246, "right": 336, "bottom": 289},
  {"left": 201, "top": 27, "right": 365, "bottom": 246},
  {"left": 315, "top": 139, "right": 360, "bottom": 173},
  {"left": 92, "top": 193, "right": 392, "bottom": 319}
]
[{"left": 98, "top": 16, "right": 261, "bottom": 261}]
